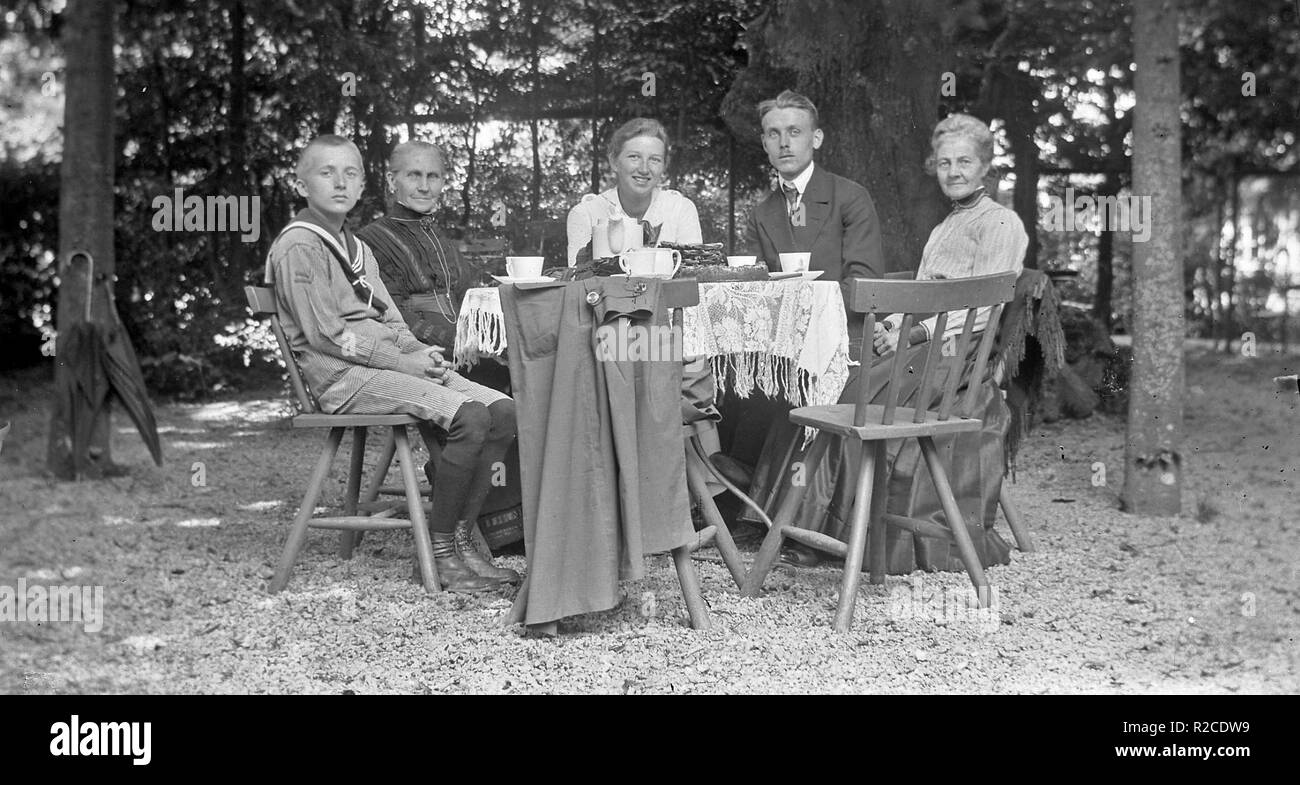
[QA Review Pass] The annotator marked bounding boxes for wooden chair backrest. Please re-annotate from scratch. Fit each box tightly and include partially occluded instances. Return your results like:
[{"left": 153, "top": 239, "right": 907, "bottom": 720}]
[
  {"left": 462, "top": 237, "right": 509, "bottom": 256},
  {"left": 846, "top": 272, "right": 1018, "bottom": 427},
  {"left": 245, "top": 285, "right": 319, "bottom": 414}
]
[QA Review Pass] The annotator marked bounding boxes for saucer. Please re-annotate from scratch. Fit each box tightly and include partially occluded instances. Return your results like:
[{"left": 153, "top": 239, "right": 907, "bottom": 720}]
[{"left": 492, "top": 275, "right": 554, "bottom": 284}]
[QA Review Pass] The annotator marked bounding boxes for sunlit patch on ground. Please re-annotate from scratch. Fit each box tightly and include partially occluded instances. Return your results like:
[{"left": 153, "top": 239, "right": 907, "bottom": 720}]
[
  {"left": 237, "top": 500, "right": 282, "bottom": 512},
  {"left": 181, "top": 399, "right": 289, "bottom": 425},
  {"left": 169, "top": 441, "right": 232, "bottom": 451}
]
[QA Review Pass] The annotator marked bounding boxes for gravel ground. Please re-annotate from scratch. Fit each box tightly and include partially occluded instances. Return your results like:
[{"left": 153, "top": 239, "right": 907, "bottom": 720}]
[{"left": 1, "top": 345, "right": 1297, "bottom": 694}]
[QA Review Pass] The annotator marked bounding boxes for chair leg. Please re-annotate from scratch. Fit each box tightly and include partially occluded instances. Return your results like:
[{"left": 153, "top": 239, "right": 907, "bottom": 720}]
[
  {"left": 918, "top": 436, "right": 990, "bottom": 606},
  {"left": 758, "top": 430, "right": 801, "bottom": 513},
  {"left": 999, "top": 484, "right": 1035, "bottom": 552},
  {"left": 395, "top": 426, "right": 440, "bottom": 594},
  {"left": 672, "top": 545, "right": 711, "bottom": 630},
  {"left": 740, "top": 432, "right": 832, "bottom": 597},
  {"left": 504, "top": 572, "right": 530, "bottom": 626},
  {"left": 362, "top": 430, "right": 397, "bottom": 504},
  {"left": 685, "top": 443, "right": 746, "bottom": 589},
  {"left": 339, "top": 426, "right": 368, "bottom": 559},
  {"left": 269, "top": 427, "right": 345, "bottom": 594},
  {"left": 689, "top": 434, "right": 774, "bottom": 529},
  {"left": 866, "top": 441, "right": 890, "bottom": 584},
  {"left": 833, "top": 440, "right": 878, "bottom": 633},
  {"left": 344, "top": 430, "right": 397, "bottom": 555}
]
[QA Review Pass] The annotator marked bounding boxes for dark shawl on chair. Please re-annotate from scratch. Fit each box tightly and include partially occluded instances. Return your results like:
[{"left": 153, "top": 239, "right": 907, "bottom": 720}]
[{"left": 995, "top": 269, "right": 1067, "bottom": 470}]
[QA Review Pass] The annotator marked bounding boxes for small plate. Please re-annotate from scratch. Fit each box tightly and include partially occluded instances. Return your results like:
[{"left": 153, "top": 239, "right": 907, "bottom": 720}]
[{"left": 492, "top": 275, "right": 554, "bottom": 284}]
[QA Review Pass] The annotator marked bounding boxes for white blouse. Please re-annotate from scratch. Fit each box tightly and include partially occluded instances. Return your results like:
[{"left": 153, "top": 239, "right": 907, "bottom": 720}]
[{"left": 566, "top": 187, "right": 703, "bottom": 265}]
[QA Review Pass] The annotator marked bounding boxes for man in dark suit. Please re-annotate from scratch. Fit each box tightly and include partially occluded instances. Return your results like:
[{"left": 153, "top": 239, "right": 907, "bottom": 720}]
[
  {"left": 724, "top": 91, "right": 888, "bottom": 566},
  {"left": 745, "top": 89, "right": 887, "bottom": 312}
]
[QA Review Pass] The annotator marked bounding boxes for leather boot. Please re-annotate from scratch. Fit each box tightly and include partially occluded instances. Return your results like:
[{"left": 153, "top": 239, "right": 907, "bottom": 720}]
[
  {"left": 454, "top": 520, "right": 521, "bottom": 584},
  {"left": 414, "top": 532, "right": 497, "bottom": 593}
]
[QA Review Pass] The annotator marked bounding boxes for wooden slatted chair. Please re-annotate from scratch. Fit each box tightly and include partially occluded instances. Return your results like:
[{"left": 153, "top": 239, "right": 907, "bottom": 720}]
[
  {"left": 882, "top": 270, "right": 1035, "bottom": 553},
  {"left": 244, "top": 286, "right": 441, "bottom": 594},
  {"left": 740, "top": 272, "right": 1019, "bottom": 632}
]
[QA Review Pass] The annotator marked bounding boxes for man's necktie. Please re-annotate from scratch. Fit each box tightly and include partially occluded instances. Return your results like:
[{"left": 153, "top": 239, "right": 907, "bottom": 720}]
[{"left": 781, "top": 181, "right": 799, "bottom": 215}]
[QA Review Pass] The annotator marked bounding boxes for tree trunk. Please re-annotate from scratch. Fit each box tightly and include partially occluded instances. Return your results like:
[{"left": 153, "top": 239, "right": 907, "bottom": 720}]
[
  {"left": 727, "top": 132, "right": 737, "bottom": 254},
  {"left": 528, "top": 2, "right": 542, "bottom": 220},
  {"left": 1093, "top": 174, "right": 1118, "bottom": 327},
  {"left": 1007, "top": 119, "right": 1040, "bottom": 269},
  {"left": 462, "top": 120, "right": 478, "bottom": 228},
  {"left": 1221, "top": 171, "right": 1241, "bottom": 352},
  {"left": 723, "top": 0, "right": 950, "bottom": 270},
  {"left": 224, "top": 0, "right": 252, "bottom": 306},
  {"left": 1208, "top": 178, "right": 1225, "bottom": 343},
  {"left": 1122, "top": 0, "right": 1183, "bottom": 516},
  {"left": 588, "top": 1, "right": 603, "bottom": 194},
  {"left": 986, "top": 68, "right": 1042, "bottom": 269},
  {"left": 409, "top": 5, "right": 426, "bottom": 140},
  {"left": 46, "top": 0, "right": 117, "bottom": 479}
]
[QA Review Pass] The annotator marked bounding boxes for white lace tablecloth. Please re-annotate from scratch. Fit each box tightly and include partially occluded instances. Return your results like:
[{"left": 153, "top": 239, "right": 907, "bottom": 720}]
[
  {"left": 455, "top": 287, "right": 509, "bottom": 367},
  {"left": 455, "top": 280, "right": 850, "bottom": 407}
]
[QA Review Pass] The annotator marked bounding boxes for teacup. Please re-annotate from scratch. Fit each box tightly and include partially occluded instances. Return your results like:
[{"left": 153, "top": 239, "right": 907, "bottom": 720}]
[
  {"left": 779, "top": 252, "right": 811, "bottom": 273},
  {"left": 619, "top": 248, "right": 681, "bottom": 278},
  {"left": 727, "top": 255, "right": 757, "bottom": 267},
  {"left": 505, "top": 256, "right": 545, "bottom": 279}
]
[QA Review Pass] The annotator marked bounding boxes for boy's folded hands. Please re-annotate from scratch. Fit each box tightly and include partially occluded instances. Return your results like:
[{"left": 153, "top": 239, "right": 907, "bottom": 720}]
[{"left": 396, "top": 346, "right": 454, "bottom": 383}]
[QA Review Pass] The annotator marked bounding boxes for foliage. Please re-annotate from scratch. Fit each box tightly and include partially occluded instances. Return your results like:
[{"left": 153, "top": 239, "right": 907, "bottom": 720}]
[
  {"left": 1, "top": 0, "right": 766, "bottom": 397},
  {"left": 3, "top": 0, "right": 1300, "bottom": 396}
]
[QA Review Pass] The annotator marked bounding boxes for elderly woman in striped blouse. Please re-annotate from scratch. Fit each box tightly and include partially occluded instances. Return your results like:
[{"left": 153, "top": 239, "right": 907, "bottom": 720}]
[{"left": 872, "top": 113, "right": 1026, "bottom": 356}]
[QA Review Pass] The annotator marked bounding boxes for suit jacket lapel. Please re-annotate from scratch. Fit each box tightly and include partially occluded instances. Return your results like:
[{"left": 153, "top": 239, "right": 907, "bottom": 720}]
[
  {"left": 758, "top": 188, "right": 794, "bottom": 252},
  {"left": 800, "top": 166, "right": 832, "bottom": 249}
]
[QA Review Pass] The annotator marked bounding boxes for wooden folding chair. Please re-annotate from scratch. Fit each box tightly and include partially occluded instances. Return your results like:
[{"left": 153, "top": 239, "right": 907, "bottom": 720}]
[
  {"left": 683, "top": 421, "right": 765, "bottom": 590},
  {"left": 741, "top": 272, "right": 1019, "bottom": 632},
  {"left": 245, "top": 286, "right": 441, "bottom": 594}
]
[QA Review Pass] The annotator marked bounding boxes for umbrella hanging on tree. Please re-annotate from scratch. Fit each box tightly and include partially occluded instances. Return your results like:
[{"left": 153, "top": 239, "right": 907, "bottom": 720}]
[{"left": 54, "top": 252, "right": 162, "bottom": 477}]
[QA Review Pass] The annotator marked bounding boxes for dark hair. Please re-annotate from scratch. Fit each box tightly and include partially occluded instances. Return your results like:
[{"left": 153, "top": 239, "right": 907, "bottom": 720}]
[
  {"left": 605, "top": 117, "right": 671, "bottom": 164},
  {"left": 295, "top": 134, "right": 361, "bottom": 178},
  {"left": 757, "top": 90, "right": 819, "bottom": 129}
]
